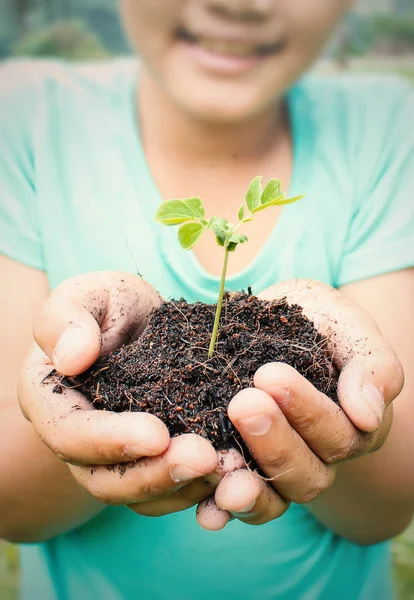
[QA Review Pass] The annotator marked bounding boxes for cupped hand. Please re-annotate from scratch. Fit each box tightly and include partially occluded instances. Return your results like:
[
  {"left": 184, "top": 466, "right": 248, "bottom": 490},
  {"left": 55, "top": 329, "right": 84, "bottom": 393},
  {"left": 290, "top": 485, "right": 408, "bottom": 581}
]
[
  {"left": 19, "top": 272, "right": 217, "bottom": 516},
  {"left": 196, "top": 279, "right": 404, "bottom": 530}
]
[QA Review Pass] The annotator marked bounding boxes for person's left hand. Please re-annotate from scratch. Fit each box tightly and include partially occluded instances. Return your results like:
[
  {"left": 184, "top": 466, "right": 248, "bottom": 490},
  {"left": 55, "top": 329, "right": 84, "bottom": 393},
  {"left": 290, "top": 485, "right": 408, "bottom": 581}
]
[{"left": 196, "top": 279, "right": 404, "bottom": 530}]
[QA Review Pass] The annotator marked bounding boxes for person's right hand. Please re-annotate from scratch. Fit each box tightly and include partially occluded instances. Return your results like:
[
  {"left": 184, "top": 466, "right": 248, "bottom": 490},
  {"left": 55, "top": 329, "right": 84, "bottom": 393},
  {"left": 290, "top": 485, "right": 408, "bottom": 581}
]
[{"left": 18, "top": 272, "right": 218, "bottom": 516}]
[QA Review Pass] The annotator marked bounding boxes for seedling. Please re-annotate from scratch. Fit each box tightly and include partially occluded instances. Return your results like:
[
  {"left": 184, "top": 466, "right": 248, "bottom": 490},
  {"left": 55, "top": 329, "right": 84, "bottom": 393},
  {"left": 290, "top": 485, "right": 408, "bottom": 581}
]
[{"left": 156, "top": 176, "right": 303, "bottom": 358}]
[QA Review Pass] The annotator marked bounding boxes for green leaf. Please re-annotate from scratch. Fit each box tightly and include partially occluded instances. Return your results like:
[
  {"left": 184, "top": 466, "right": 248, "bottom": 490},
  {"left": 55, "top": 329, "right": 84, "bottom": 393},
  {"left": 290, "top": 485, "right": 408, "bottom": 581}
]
[
  {"left": 228, "top": 233, "right": 248, "bottom": 245},
  {"left": 178, "top": 222, "right": 205, "bottom": 250},
  {"left": 209, "top": 217, "right": 229, "bottom": 232},
  {"left": 241, "top": 216, "right": 254, "bottom": 224},
  {"left": 215, "top": 233, "right": 226, "bottom": 246},
  {"left": 245, "top": 176, "right": 262, "bottom": 212},
  {"left": 252, "top": 194, "right": 304, "bottom": 213},
  {"left": 211, "top": 217, "right": 232, "bottom": 246},
  {"left": 155, "top": 197, "right": 204, "bottom": 226},
  {"left": 237, "top": 204, "right": 245, "bottom": 221},
  {"left": 227, "top": 233, "right": 248, "bottom": 252},
  {"left": 261, "top": 179, "right": 281, "bottom": 205},
  {"left": 279, "top": 194, "right": 304, "bottom": 205}
]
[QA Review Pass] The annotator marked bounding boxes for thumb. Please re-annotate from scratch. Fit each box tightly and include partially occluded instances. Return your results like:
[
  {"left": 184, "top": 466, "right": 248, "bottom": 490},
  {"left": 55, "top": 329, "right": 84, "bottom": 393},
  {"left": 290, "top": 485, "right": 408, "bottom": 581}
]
[
  {"left": 33, "top": 271, "right": 160, "bottom": 376},
  {"left": 34, "top": 295, "right": 102, "bottom": 377},
  {"left": 337, "top": 351, "right": 404, "bottom": 432}
]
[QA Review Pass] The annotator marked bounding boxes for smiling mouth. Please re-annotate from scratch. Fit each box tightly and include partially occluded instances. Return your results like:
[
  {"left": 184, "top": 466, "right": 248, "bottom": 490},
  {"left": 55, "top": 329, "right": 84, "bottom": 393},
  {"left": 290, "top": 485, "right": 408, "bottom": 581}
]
[{"left": 176, "top": 27, "right": 286, "bottom": 58}]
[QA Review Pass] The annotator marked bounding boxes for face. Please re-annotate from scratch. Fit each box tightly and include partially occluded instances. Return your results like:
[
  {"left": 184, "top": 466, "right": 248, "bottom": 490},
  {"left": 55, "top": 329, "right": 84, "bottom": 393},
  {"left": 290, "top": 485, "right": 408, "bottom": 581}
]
[{"left": 120, "top": 0, "right": 352, "bottom": 123}]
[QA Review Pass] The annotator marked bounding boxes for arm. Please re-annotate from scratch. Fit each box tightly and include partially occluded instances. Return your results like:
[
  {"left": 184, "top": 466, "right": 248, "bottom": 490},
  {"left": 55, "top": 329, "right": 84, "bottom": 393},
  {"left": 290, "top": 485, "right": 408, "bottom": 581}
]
[
  {"left": 0, "top": 256, "right": 103, "bottom": 543},
  {"left": 308, "top": 268, "right": 414, "bottom": 544}
]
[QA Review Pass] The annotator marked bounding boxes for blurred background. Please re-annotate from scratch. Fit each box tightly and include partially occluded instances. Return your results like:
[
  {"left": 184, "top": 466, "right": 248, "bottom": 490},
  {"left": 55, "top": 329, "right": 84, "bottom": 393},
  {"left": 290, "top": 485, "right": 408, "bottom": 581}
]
[
  {"left": 0, "top": 1, "right": 413, "bottom": 599},
  {"left": 0, "top": 0, "right": 413, "bottom": 75}
]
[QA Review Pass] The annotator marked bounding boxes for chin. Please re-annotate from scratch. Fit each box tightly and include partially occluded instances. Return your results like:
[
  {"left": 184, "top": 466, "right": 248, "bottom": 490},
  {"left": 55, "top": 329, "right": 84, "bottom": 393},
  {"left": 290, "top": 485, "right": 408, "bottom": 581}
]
[{"left": 172, "top": 85, "right": 276, "bottom": 125}]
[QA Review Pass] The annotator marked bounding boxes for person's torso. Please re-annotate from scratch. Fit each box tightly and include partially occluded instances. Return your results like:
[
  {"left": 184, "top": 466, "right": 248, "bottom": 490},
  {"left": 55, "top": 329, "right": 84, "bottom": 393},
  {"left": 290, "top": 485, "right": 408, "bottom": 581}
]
[{"left": 17, "top": 59, "right": 395, "bottom": 600}]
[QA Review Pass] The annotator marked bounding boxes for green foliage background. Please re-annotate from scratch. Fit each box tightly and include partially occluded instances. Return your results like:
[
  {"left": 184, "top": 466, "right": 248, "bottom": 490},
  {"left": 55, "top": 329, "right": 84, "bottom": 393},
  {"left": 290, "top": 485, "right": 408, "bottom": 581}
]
[
  {"left": 1, "top": 0, "right": 126, "bottom": 60},
  {"left": 12, "top": 21, "right": 110, "bottom": 61},
  {"left": 1, "top": 1, "right": 414, "bottom": 62}
]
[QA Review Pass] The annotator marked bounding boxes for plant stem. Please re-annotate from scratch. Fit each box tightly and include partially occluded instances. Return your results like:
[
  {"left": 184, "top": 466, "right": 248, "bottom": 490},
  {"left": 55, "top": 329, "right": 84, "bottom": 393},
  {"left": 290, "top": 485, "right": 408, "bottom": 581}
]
[{"left": 208, "top": 247, "right": 230, "bottom": 358}]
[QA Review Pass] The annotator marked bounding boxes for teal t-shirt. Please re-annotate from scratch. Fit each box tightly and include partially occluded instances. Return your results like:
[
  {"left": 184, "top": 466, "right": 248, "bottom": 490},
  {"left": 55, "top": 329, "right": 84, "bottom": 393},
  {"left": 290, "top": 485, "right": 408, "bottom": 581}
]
[{"left": 1, "top": 59, "right": 413, "bottom": 600}]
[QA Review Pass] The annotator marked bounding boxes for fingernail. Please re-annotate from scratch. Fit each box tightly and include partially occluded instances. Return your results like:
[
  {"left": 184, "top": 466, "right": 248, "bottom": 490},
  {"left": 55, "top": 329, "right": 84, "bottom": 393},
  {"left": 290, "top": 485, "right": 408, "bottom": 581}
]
[
  {"left": 53, "top": 327, "right": 89, "bottom": 370},
  {"left": 361, "top": 383, "right": 384, "bottom": 423},
  {"left": 170, "top": 465, "right": 202, "bottom": 483},
  {"left": 240, "top": 415, "right": 272, "bottom": 436}
]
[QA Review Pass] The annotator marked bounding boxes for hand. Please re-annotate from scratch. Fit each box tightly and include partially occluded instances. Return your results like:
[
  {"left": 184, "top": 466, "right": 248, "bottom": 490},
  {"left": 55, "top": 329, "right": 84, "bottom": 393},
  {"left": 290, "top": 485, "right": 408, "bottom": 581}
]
[
  {"left": 19, "top": 272, "right": 217, "bottom": 516},
  {"left": 196, "top": 279, "right": 404, "bottom": 530}
]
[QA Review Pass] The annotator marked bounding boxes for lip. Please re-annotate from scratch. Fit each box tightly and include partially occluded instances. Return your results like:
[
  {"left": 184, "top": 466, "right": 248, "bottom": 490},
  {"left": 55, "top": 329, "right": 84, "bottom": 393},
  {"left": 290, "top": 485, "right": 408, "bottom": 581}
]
[
  {"left": 181, "top": 42, "right": 264, "bottom": 75},
  {"left": 176, "top": 27, "right": 285, "bottom": 75},
  {"left": 183, "top": 31, "right": 278, "bottom": 47}
]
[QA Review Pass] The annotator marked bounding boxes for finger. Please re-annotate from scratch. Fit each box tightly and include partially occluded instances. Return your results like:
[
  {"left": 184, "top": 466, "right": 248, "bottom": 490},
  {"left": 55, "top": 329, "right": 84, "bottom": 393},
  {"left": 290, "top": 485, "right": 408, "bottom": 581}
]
[
  {"left": 337, "top": 355, "right": 398, "bottom": 433},
  {"left": 205, "top": 448, "right": 246, "bottom": 486},
  {"left": 196, "top": 498, "right": 232, "bottom": 531},
  {"left": 254, "top": 362, "right": 388, "bottom": 462},
  {"left": 228, "top": 388, "right": 335, "bottom": 503},
  {"left": 215, "top": 469, "right": 289, "bottom": 525},
  {"left": 196, "top": 449, "right": 250, "bottom": 528},
  {"left": 33, "top": 272, "right": 161, "bottom": 376},
  {"left": 129, "top": 479, "right": 215, "bottom": 517},
  {"left": 18, "top": 345, "right": 170, "bottom": 464},
  {"left": 259, "top": 279, "right": 404, "bottom": 431},
  {"left": 72, "top": 435, "right": 217, "bottom": 505}
]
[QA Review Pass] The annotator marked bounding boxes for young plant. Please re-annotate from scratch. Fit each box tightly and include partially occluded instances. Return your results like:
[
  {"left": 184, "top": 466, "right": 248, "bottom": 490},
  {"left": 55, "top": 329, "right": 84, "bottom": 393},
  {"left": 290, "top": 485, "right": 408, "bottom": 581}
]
[{"left": 155, "top": 176, "right": 303, "bottom": 358}]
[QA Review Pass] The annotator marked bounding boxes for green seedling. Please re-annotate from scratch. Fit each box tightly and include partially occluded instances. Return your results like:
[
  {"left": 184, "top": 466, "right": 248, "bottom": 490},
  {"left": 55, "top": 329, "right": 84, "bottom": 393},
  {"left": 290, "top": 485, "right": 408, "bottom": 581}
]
[{"left": 155, "top": 176, "right": 303, "bottom": 358}]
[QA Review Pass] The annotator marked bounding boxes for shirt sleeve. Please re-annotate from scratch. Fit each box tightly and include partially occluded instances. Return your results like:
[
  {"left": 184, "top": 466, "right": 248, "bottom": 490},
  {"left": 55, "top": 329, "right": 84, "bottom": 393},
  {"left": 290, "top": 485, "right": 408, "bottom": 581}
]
[
  {"left": 0, "top": 60, "right": 45, "bottom": 271},
  {"left": 336, "top": 78, "right": 414, "bottom": 287}
]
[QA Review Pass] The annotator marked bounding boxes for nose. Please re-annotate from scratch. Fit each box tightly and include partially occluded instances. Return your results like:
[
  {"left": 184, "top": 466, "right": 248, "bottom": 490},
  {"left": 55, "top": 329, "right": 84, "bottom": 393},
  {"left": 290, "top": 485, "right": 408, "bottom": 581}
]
[{"left": 207, "top": 0, "right": 274, "bottom": 21}]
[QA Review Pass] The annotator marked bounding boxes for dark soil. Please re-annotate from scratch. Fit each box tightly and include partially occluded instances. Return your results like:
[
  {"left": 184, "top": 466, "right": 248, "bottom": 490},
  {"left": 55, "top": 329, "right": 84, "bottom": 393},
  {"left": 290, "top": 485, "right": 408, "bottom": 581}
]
[{"left": 64, "top": 293, "right": 338, "bottom": 454}]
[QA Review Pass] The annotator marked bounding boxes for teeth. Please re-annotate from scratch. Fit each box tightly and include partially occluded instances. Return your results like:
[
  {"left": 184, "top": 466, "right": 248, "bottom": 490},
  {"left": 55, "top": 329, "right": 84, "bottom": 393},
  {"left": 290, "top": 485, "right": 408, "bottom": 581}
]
[{"left": 199, "top": 39, "right": 257, "bottom": 57}]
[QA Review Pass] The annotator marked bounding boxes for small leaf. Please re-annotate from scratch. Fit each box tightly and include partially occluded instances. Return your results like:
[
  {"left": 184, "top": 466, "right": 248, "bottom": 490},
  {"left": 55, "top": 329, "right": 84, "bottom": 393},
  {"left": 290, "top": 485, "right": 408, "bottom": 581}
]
[
  {"left": 280, "top": 194, "right": 304, "bottom": 204},
  {"left": 211, "top": 217, "right": 232, "bottom": 246},
  {"left": 178, "top": 222, "right": 205, "bottom": 250},
  {"left": 241, "top": 216, "right": 254, "bottom": 224},
  {"left": 237, "top": 204, "right": 245, "bottom": 221},
  {"left": 155, "top": 197, "right": 204, "bottom": 226},
  {"left": 227, "top": 233, "right": 248, "bottom": 252},
  {"left": 252, "top": 194, "right": 304, "bottom": 213},
  {"left": 245, "top": 176, "right": 262, "bottom": 212},
  {"left": 215, "top": 233, "right": 226, "bottom": 246},
  {"left": 261, "top": 179, "right": 281, "bottom": 205},
  {"left": 228, "top": 233, "right": 248, "bottom": 245},
  {"left": 252, "top": 194, "right": 283, "bottom": 212},
  {"left": 209, "top": 217, "right": 229, "bottom": 232}
]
